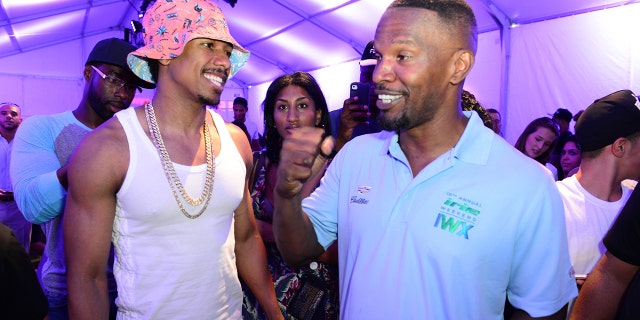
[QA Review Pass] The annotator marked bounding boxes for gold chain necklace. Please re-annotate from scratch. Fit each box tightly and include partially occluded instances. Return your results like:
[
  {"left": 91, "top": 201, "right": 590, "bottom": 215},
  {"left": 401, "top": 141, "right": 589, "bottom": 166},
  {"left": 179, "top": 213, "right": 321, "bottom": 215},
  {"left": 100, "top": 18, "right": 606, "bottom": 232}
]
[{"left": 144, "top": 103, "right": 215, "bottom": 219}]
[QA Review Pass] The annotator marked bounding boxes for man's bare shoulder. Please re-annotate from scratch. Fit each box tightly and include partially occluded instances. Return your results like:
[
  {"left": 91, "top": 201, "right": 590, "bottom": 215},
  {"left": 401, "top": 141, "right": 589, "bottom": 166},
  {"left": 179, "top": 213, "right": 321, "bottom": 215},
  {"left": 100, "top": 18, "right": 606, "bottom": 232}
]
[
  {"left": 83, "top": 116, "right": 127, "bottom": 151},
  {"left": 71, "top": 114, "right": 130, "bottom": 179}
]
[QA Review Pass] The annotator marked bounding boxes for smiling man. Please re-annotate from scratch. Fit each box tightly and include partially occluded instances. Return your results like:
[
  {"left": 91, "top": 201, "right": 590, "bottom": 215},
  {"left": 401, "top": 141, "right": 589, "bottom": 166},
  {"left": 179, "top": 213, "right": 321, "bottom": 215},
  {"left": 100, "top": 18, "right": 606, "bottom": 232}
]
[
  {"left": 10, "top": 37, "right": 153, "bottom": 320},
  {"left": 62, "top": 0, "right": 282, "bottom": 319},
  {"left": 273, "top": 0, "right": 577, "bottom": 319}
]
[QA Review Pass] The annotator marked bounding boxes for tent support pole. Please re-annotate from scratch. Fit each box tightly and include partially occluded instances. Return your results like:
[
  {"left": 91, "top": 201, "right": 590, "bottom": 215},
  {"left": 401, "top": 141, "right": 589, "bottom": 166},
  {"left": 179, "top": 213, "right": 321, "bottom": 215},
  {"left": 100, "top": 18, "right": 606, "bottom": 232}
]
[{"left": 478, "top": 0, "right": 512, "bottom": 136}]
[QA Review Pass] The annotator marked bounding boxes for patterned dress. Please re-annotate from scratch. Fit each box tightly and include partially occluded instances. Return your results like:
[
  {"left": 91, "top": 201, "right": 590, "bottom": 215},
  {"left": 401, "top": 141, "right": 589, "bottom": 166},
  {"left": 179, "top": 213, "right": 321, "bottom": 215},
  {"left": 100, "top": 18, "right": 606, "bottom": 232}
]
[{"left": 242, "top": 158, "right": 339, "bottom": 320}]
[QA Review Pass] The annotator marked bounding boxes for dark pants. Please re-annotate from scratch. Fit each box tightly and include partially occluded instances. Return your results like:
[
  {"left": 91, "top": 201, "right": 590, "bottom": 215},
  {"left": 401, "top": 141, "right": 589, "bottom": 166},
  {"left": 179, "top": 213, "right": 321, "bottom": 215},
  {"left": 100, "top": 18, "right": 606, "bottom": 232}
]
[{"left": 47, "top": 291, "right": 117, "bottom": 320}]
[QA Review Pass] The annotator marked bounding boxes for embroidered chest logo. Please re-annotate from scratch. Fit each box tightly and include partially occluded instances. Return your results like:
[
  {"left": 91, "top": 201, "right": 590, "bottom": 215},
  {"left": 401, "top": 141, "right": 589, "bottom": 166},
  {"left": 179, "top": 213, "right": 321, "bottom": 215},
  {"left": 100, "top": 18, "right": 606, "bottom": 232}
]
[
  {"left": 433, "top": 193, "right": 481, "bottom": 240},
  {"left": 350, "top": 185, "right": 372, "bottom": 204}
]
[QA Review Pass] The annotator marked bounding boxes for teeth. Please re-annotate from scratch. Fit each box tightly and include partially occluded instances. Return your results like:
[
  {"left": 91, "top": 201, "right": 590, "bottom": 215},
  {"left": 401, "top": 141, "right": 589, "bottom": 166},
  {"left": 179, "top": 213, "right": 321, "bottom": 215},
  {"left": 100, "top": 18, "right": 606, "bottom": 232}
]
[
  {"left": 204, "top": 74, "right": 223, "bottom": 87},
  {"left": 379, "top": 94, "right": 402, "bottom": 104}
]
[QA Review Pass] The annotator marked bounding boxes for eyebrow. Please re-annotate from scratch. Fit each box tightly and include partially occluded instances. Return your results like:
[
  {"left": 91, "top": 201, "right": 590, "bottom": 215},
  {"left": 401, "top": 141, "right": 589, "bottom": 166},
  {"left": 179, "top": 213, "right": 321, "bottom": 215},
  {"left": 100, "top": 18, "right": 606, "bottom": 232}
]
[{"left": 277, "top": 96, "right": 309, "bottom": 103}]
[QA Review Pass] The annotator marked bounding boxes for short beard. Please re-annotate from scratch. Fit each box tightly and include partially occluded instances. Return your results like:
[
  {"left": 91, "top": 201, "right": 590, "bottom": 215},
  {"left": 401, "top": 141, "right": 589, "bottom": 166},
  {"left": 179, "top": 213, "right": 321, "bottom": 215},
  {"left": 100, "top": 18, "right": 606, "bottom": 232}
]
[
  {"left": 198, "top": 95, "right": 220, "bottom": 108},
  {"left": 378, "top": 97, "right": 437, "bottom": 131},
  {"left": 87, "top": 86, "right": 111, "bottom": 121},
  {"left": 378, "top": 109, "right": 411, "bottom": 131}
]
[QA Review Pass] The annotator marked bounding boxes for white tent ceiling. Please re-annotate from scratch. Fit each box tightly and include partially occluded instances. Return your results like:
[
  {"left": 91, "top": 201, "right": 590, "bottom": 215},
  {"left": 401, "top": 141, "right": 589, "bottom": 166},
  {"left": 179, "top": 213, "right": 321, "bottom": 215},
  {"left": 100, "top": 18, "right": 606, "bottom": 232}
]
[{"left": 1, "top": 0, "right": 638, "bottom": 88}]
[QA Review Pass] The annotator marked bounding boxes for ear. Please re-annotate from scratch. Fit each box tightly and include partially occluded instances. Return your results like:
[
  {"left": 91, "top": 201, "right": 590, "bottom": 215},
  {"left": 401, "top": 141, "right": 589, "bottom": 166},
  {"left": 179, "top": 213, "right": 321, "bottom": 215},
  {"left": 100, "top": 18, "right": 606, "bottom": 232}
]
[
  {"left": 83, "top": 65, "right": 93, "bottom": 81},
  {"left": 315, "top": 109, "right": 322, "bottom": 126},
  {"left": 611, "top": 138, "right": 627, "bottom": 158},
  {"left": 450, "top": 50, "right": 475, "bottom": 85}
]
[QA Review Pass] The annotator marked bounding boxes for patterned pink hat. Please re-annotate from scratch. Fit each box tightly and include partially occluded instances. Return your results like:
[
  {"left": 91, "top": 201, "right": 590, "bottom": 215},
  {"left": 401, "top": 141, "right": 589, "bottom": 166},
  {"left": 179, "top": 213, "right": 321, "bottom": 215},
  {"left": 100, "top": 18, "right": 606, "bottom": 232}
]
[{"left": 127, "top": 0, "right": 249, "bottom": 83}]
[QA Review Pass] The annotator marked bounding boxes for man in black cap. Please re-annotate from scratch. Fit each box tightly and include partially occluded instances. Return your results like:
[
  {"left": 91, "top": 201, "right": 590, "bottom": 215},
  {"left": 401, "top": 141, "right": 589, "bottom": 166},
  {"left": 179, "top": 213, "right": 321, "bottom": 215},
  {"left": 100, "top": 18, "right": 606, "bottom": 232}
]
[
  {"left": 10, "top": 37, "right": 153, "bottom": 320},
  {"left": 552, "top": 108, "right": 573, "bottom": 135},
  {"left": 556, "top": 90, "right": 640, "bottom": 310},
  {"left": 330, "top": 40, "right": 381, "bottom": 153},
  {"left": 550, "top": 107, "right": 574, "bottom": 177}
]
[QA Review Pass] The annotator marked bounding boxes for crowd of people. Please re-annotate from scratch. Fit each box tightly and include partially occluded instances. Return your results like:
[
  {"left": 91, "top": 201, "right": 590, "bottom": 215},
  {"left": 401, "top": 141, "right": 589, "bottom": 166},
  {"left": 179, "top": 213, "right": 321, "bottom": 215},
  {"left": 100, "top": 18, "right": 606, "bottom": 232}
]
[{"left": 1, "top": 0, "right": 639, "bottom": 319}]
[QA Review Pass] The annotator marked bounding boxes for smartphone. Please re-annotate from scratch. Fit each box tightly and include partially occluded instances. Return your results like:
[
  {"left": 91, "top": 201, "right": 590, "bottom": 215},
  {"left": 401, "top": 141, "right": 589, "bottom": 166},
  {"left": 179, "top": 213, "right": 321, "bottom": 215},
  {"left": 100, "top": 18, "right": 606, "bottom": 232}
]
[{"left": 350, "top": 82, "right": 370, "bottom": 106}]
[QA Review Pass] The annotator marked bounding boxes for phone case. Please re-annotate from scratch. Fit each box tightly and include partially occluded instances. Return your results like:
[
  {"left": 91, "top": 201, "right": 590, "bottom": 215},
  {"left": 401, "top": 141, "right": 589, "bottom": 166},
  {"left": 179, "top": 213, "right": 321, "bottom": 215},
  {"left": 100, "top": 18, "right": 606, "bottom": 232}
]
[{"left": 350, "top": 82, "right": 370, "bottom": 105}]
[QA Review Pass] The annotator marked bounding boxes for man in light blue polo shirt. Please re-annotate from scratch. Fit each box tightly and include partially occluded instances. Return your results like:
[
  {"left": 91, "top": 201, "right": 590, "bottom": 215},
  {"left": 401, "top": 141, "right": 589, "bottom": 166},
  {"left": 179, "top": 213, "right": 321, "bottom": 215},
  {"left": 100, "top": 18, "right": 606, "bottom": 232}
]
[{"left": 273, "top": 0, "right": 577, "bottom": 319}]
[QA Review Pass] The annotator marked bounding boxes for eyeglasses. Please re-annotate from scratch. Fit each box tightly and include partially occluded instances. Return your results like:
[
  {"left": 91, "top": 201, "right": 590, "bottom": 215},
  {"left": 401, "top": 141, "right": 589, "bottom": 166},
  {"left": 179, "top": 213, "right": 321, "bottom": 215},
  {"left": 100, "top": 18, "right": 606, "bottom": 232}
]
[{"left": 91, "top": 65, "right": 141, "bottom": 94}]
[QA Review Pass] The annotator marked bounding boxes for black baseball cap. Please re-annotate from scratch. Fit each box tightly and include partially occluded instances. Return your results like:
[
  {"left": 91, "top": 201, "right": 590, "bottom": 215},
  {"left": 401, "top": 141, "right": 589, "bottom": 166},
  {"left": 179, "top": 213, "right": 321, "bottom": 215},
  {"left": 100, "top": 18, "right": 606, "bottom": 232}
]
[
  {"left": 86, "top": 38, "right": 155, "bottom": 89},
  {"left": 575, "top": 90, "right": 640, "bottom": 152},
  {"left": 551, "top": 108, "right": 573, "bottom": 123},
  {"left": 359, "top": 41, "right": 376, "bottom": 67}
]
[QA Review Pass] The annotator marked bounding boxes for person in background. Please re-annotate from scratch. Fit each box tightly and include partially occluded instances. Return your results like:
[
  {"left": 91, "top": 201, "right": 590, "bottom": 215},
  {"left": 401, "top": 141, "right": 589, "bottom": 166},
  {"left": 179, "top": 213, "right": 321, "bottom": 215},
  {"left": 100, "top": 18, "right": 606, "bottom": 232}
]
[
  {"left": 0, "top": 223, "right": 48, "bottom": 319},
  {"left": 486, "top": 108, "right": 502, "bottom": 135},
  {"left": 10, "top": 37, "right": 153, "bottom": 320},
  {"left": 242, "top": 72, "right": 338, "bottom": 320},
  {"left": 461, "top": 90, "right": 494, "bottom": 130},
  {"left": 550, "top": 107, "right": 573, "bottom": 176},
  {"left": 569, "top": 186, "right": 640, "bottom": 319},
  {"left": 552, "top": 108, "right": 573, "bottom": 135},
  {"left": 330, "top": 40, "right": 381, "bottom": 153},
  {"left": 272, "top": 0, "right": 576, "bottom": 318},
  {"left": 557, "top": 90, "right": 640, "bottom": 297},
  {"left": 559, "top": 134, "right": 581, "bottom": 179},
  {"left": 514, "top": 117, "right": 560, "bottom": 180},
  {"left": 233, "top": 96, "right": 261, "bottom": 151},
  {"left": 63, "top": 0, "right": 282, "bottom": 318},
  {"left": 572, "top": 110, "right": 584, "bottom": 132},
  {"left": 232, "top": 97, "right": 252, "bottom": 141},
  {"left": 0, "top": 102, "right": 30, "bottom": 252}
]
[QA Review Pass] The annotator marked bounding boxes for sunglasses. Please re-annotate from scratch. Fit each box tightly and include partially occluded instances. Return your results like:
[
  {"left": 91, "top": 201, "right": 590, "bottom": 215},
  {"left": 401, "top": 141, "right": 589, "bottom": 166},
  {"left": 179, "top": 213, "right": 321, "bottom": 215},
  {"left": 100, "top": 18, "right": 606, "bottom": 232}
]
[{"left": 91, "top": 65, "right": 141, "bottom": 94}]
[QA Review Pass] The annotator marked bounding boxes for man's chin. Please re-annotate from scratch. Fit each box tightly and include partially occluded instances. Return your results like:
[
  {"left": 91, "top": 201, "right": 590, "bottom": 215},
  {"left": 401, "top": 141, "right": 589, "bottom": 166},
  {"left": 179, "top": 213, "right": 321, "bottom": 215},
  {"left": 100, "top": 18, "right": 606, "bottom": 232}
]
[{"left": 198, "top": 95, "right": 220, "bottom": 108}]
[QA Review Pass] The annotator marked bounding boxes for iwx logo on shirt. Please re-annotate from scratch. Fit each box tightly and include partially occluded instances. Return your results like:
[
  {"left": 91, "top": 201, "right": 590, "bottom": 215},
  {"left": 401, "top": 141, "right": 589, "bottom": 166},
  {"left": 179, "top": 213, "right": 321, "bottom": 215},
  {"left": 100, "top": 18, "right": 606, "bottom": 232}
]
[{"left": 433, "top": 194, "right": 481, "bottom": 240}]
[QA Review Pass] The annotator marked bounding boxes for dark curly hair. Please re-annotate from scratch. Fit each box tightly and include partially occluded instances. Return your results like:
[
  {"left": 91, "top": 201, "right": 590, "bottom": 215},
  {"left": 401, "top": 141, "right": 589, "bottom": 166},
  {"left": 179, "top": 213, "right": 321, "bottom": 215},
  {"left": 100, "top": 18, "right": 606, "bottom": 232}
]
[{"left": 461, "top": 90, "right": 493, "bottom": 130}]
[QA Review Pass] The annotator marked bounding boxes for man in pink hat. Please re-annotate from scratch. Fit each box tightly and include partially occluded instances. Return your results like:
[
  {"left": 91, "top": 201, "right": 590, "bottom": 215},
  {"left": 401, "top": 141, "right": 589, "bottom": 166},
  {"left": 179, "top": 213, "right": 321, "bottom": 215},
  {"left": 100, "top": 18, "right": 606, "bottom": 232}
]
[{"left": 63, "top": 1, "right": 283, "bottom": 319}]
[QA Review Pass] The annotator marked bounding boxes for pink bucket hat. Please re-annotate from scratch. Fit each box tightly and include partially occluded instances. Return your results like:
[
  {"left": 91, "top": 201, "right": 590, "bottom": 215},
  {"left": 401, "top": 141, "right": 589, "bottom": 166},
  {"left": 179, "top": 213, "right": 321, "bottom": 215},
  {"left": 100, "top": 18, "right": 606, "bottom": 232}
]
[{"left": 127, "top": 0, "right": 249, "bottom": 83}]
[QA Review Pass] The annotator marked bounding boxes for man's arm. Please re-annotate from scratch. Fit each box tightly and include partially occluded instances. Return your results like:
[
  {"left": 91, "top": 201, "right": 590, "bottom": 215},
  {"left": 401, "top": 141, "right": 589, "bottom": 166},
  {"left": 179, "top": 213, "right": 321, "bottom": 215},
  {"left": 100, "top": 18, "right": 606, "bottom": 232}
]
[
  {"left": 227, "top": 124, "right": 283, "bottom": 320},
  {"left": 570, "top": 252, "right": 639, "bottom": 319},
  {"left": 507, "top": 175, "right": 576, "bottom": 319},
  {"left": 10, "top": 116, "right": 72, "bottom": 223},
  {"left": 273, "top": 127, "right": 333, "bottom": 266},
  {"left": 64, "top": 120, "right": 126, "bottom": 319}
]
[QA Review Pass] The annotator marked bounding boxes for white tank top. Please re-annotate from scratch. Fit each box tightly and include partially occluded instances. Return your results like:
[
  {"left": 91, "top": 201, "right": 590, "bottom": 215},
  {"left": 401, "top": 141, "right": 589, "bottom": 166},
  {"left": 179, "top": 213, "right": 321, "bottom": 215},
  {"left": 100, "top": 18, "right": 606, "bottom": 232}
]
[{"left": 113, "top": 107, "right": 244, "bottom": 319}]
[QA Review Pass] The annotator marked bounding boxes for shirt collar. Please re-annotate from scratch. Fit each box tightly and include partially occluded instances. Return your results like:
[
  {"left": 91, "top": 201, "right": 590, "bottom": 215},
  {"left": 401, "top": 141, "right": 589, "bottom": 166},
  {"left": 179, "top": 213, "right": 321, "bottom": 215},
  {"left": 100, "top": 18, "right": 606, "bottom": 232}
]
[
  {"left": 451, "top": 111, "right": 494, "bottom": 165},
  {"left": 384, "top": 110, "right": 494, "bottom": 166}
]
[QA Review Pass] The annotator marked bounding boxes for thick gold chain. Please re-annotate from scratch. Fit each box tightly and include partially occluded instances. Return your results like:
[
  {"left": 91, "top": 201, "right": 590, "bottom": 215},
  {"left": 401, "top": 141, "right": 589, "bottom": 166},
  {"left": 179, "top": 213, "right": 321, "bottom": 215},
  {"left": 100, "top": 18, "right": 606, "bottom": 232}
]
[{"left": 144, "top": 103, "right": 215, "bottom": 219}]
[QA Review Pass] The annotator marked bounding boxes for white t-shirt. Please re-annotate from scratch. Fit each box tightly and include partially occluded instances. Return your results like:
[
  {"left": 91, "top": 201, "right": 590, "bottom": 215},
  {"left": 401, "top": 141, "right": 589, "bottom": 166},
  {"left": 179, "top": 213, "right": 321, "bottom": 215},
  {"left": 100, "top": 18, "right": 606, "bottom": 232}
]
[{"left": 557, "top": 175, "right": 634, "bottom": 275}]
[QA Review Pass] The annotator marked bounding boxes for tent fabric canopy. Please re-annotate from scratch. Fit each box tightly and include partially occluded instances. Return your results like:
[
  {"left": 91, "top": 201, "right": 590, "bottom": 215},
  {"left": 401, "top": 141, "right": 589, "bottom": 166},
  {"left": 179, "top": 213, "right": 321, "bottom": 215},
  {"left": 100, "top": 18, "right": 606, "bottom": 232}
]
[
  {"left": 1, "top": 0, "right": 639, "bottom": 143},
  {"left": 1, "top": 0, "right": 635, "bottom": 87}
]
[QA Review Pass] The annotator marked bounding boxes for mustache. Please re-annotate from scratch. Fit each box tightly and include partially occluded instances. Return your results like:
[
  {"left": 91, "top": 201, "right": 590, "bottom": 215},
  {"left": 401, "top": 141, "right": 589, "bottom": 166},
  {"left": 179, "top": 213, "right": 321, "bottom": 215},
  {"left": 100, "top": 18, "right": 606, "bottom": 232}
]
[
  {"left": 375, "top": 84, "right": 407, "bottom": 95},
  {"left": 203, "top": 66, "right": 229, "bottom": 79},
  {"left": 105, "top": 100, "right": 126, "bottom": 109}
]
